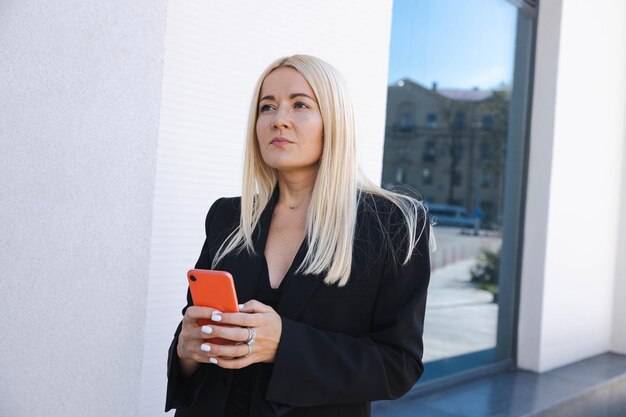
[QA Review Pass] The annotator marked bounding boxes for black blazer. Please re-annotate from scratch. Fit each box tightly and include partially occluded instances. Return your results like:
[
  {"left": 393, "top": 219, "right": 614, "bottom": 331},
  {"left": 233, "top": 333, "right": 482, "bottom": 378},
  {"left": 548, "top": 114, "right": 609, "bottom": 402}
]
[{"left": 165, "top": 190, "right": 430, "bottom": 417}]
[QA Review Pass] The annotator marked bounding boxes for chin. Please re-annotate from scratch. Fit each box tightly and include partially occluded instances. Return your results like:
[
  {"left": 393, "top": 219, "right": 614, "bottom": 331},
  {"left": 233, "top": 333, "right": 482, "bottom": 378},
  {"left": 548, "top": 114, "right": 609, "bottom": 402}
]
[{"left": 260, "top": 154, "right": 320, "bottom": 173}]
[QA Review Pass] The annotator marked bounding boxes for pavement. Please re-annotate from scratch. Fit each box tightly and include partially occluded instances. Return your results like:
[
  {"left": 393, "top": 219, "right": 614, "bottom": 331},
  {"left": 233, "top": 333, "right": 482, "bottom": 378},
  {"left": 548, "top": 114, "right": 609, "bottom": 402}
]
[
  {"left": 423, "top": 258, "right": 498, "bottom": 362},
  {"left": 422, "top": 227, "right": 502, "bottom": 363}
]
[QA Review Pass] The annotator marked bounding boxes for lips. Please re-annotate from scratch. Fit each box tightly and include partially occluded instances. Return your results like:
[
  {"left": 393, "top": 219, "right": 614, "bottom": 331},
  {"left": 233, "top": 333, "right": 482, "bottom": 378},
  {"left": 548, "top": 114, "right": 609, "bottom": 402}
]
[{"left": 270, "top": 136, "right": 294, "bottom": 144}]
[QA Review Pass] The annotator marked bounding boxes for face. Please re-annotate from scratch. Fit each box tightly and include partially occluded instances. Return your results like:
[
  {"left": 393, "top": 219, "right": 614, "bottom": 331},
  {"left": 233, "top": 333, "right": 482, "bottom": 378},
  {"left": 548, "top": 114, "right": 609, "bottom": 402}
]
[{"left": 256, "top": 67, "right": 324, "bottom": 176}]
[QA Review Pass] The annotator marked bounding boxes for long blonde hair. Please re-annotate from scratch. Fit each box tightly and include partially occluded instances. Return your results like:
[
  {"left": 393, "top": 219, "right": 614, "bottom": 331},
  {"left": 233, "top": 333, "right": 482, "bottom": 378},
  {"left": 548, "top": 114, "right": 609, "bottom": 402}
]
[{"left": 212, "top": 55, "right": 427, "bottom": 286}]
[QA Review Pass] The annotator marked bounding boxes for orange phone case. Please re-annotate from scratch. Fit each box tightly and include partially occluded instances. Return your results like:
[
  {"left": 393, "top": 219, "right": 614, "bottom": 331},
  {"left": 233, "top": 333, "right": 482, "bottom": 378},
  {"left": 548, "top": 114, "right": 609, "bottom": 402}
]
[{"left": 187, "top": 269, "right": 239, "bottom": 345}]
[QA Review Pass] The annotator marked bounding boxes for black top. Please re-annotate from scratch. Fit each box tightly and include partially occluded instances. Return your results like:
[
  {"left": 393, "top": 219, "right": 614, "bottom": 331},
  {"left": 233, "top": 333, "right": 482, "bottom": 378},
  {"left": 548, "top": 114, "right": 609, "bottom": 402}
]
[{"left": 224, "top": 256, "right": 283, "bottom": 417}]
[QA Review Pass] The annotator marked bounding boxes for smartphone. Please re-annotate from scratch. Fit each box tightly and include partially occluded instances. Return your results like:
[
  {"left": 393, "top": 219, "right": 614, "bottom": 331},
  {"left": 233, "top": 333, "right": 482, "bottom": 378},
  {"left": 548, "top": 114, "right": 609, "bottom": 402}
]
[{"left": 187, "top": 269, "right": 239, "bottom": 345}]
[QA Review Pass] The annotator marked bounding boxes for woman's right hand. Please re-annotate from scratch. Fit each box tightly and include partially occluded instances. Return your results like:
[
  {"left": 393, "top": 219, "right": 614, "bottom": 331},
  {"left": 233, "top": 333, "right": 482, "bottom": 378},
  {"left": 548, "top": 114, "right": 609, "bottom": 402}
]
[
  {"left": 176, "top": 306, "right": 222, "bottom": 376},
  {"left": 177, "top": 305, "right": 263, "bottom": 376}
]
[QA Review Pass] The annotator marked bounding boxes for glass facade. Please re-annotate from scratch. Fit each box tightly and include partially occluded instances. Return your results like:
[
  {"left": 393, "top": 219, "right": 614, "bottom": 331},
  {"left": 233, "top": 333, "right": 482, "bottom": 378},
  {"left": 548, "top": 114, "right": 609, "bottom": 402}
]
[{"left": 382, "top": 0, "right": 536, "bottom": 382}]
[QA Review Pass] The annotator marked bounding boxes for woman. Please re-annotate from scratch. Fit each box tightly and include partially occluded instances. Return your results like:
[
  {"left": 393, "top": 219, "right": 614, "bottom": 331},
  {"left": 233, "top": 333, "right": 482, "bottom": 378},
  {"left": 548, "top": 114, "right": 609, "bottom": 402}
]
[{"left": 165, "top": 55, "right": 431, "bottom": 417}]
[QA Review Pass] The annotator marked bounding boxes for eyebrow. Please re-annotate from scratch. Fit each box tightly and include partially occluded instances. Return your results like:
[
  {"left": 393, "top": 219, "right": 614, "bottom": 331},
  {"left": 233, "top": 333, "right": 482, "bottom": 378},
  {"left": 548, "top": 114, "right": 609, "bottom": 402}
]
[{"left": 259, "top": 93, "right": 315, "bottom": 102}]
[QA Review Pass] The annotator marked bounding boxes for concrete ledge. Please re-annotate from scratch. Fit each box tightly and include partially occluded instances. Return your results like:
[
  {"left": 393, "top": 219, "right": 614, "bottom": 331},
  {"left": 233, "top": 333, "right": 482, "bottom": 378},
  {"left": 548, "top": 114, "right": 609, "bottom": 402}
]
[{"left": 373, "top": 353, "right": 626, "bottom": 417}]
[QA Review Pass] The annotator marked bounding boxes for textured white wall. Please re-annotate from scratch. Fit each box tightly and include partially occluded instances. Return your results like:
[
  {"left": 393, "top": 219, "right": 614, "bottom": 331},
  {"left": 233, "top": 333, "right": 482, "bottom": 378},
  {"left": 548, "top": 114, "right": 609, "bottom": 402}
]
[
  {"left": 0, "top": 1, "right": 167, "bottom": 416},
  {"left": 518, "top": 0, "right": 626, "bottom": 372},
  {"left": 139, "top": 1, "right": 394, "bottom": 415}
]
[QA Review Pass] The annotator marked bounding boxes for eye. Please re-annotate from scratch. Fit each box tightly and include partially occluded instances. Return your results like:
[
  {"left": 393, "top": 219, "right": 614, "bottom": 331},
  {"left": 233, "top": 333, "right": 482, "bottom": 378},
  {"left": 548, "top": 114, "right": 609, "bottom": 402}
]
[
  {"left": 294, "top": 101, "right": 312, "bottom": 109},
  {"left": 259, "top": 104, "right": 274, "bottom": 112}
]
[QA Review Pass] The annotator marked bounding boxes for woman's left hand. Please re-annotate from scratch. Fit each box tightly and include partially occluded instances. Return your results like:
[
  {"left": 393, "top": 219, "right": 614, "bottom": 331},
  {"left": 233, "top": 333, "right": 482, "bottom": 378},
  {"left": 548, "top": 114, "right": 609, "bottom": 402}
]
[{"left": 204, "top": 299, "right": 282, "bottom": 369}]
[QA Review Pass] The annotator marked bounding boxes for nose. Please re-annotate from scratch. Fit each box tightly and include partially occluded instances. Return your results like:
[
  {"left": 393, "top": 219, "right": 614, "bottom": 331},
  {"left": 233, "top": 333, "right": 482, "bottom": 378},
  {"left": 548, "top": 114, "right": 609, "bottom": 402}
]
[{"left": 271, "top": 107, "right": 290, "bottom": 130}]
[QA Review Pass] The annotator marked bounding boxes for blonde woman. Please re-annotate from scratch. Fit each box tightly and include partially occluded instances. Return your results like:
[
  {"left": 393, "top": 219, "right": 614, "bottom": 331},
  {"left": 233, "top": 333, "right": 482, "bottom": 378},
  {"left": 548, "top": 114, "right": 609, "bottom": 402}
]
[{"left": 166, "top": 55, "right": 431, "bottom": 417}]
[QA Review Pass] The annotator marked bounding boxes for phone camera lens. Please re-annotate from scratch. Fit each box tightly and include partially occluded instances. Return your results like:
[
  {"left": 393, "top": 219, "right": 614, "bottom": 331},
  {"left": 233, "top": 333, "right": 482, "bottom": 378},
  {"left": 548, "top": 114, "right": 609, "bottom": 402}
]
[{"left": 190, "top": 275, "right": 196, "bottom": 281}]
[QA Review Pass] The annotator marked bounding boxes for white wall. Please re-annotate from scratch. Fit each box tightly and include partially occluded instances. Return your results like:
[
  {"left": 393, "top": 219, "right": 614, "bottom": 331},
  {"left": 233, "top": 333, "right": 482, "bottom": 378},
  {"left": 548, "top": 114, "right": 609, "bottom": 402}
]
[
  {"left": 518, "top": 0, "right": 626, "bottom": 372},
  {"left": 612, "top": 101, "right": 626, "bottom": 354},
  {"left": 139, "top": 1, "right": 394, "bottom": 415},
  {"left": 0, "top": 1, "right": 167, "bottom": 416}
]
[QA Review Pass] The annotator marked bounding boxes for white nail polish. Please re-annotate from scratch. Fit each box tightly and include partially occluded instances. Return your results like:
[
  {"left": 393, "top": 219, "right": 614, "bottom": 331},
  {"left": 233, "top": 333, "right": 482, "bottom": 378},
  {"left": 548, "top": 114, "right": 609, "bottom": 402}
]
[
  {"left": 200, "top": 343, "right": 211, "bottom": 352},
  {"left": 238, "top": 304, "right": 244, "bottom": 310},
  {"left": 211, "top": 313, "right": 222, "bottom": 322},
  {"left": 201, "top": 325, "right": 213, "bottom": 334},
  {"left": 209, "top": 357, "right": 218, "bottom": 365}
]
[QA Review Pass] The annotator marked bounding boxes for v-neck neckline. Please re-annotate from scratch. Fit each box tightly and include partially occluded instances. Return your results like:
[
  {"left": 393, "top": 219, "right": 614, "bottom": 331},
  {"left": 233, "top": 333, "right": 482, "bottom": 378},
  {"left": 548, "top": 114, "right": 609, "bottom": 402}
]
[
  {"left": 229, "top": 186, "right": 323, "bottom": 321},
  {"left": 261, "top": 239, "right": 307, "bottom": 290},
  {"left": 256, "top": 187, "right": 308, "bottom": 290},
  {"left": 260, "top": 255, "right": 285, "bottom": 291}
]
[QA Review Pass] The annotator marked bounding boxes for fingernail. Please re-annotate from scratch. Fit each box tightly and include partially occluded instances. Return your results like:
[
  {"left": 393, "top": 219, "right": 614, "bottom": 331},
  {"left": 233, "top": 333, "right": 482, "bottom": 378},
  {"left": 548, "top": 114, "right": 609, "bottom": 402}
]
[
  {"left": 201, "top": 325, "right": 213, "bottom": 334},
  {"left": 209, "top": 357, "right": 218, "bottom": 365},
  {"left": 200, "top": 343, "right": 211, "bottom": 352},
  {"left": 211, "top": 313, "right": 222, "bottom": 322},
  {"left": 238, "top": 304, "right": 244, "bottom": 310}
]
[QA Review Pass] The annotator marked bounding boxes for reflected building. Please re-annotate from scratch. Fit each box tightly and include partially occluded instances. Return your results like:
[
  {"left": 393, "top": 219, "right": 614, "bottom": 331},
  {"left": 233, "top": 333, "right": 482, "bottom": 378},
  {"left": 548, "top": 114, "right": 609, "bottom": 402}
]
[{"left": 382, "top": 79, "right": 509, "bottom": 228}]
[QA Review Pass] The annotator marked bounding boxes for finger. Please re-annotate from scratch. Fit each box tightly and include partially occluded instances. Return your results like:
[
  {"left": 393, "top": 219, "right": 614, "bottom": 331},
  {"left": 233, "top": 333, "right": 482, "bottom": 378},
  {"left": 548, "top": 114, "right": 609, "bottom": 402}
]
[
  {"left": 212, "top": 355, "right": 253, "bottom": 370},
  {"left": 212, "top": 311, "right": 259, "bottom": 327},
  {"left": 238, "top": 299, "right": 272, "bottom": 313},
  {"left": 200, "top": 342, "right": 251, "bottom": 359},
  {"left": 182, "top": 338, "right": 250, "bottom": 364},
  {"left": 185, "top": 306, "right": 221, "bottom": 321},
  {"left": 195, "top": 323, "right": 250, "bottom": 343},
  {"left": 179, "top": 340, "right": 218, "bottom": 364}
]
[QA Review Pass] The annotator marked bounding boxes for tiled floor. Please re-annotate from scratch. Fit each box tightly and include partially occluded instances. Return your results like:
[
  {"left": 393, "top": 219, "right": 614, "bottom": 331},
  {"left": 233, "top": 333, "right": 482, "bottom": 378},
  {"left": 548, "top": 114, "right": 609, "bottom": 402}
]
[{"left": 373, "top": 353, "right": 626, "bottom": 417}]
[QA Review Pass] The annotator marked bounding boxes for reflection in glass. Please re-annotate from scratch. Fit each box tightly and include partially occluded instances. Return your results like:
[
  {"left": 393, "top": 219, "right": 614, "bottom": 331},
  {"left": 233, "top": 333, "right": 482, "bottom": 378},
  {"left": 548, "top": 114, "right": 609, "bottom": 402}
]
[{"left": 382, "top": 0, "right": 518, "bottom": 380}]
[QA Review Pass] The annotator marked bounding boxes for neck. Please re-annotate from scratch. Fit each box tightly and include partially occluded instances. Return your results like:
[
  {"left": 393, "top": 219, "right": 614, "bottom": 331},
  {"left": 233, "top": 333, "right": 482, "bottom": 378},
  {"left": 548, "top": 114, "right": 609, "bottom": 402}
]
[{"left": 276, "top": 170, "right": 317, "bottom": 211}]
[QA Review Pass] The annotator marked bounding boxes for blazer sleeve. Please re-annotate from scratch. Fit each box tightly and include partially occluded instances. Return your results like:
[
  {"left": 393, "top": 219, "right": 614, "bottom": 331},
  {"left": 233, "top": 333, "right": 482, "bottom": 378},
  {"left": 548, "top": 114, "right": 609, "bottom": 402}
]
[
  {"left": 266, "top": 213, "right": 431, "bottom": 408},
  {"left": 165, "top": 198, "right": 225, "bottom": 412}
]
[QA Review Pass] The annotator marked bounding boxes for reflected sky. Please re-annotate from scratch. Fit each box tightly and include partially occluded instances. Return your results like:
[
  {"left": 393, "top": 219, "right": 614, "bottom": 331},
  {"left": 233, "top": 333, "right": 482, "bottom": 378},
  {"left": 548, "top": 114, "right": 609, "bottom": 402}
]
[{"left": 388, "top": 0, "right": 517, "bottom": 89}]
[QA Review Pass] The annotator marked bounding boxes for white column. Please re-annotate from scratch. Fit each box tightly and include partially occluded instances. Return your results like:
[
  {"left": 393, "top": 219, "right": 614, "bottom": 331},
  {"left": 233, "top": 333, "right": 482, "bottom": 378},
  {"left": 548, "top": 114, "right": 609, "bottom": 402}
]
[{"left": 518, "top": 0, "right": 626, "bottom": 372}]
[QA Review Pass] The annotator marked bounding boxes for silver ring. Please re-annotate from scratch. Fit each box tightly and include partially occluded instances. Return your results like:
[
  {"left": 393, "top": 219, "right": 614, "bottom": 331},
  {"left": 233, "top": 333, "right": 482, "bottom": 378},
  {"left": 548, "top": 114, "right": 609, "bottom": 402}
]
[
  {"left": 244, "top": 327, "right": 256, "bottom": 345},
  {"left": 245, "top": 343, "right": 252, "bottom": 357}
]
